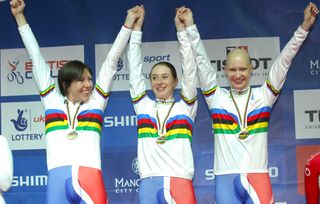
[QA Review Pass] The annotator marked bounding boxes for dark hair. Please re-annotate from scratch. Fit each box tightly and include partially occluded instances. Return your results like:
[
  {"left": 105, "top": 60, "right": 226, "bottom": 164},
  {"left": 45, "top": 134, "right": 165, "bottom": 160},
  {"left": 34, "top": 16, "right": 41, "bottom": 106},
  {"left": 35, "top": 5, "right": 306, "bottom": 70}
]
[
  {"left": 58, "top": 60, "right": 93, "bottom": 96},
  {"left": 150, "top": 61, "right": 177, "bottom": 80}
]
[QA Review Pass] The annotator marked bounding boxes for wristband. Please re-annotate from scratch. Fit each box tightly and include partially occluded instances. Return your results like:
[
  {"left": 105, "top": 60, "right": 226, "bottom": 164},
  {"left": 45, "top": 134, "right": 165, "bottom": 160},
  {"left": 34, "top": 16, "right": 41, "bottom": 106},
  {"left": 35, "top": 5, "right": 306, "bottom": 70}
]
[{"left": 123, "top": 24, "right": 132, "bottom": 29}]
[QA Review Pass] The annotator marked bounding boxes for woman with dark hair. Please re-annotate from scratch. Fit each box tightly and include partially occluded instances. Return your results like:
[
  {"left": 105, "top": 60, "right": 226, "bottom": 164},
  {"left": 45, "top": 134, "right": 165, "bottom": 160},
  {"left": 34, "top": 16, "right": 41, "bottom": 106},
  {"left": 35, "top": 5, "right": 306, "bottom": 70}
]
[
  {"left": 128, "top": 6, "right": 198, "bottom": 204},
  {"left": 57, "top": 60, "right": 93, "bottom": 98},
  {"left": 11, "top": 0, "right": 140, "bottom": 203}
]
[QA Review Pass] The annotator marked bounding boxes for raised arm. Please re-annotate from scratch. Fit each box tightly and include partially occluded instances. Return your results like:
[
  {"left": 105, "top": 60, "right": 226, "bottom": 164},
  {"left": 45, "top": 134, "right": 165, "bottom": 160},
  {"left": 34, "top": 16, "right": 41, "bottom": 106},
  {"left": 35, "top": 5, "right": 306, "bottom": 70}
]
[
  {"left": 11, "top": 0, "right": 55, "bottom": 94},
  {"left": 175, "top": 7, "right": 197, "bottom": 110},
  {"left": 184, "top": 9, "right": 218, "bottom": 98},
  {"left": 264, "top": 3, "right": 318, "bottom": 105},
  {"left": 95, "top": 6, "right": 140, "bottom": 103},
  {"left": 300, "top": 2, "right": 319, "bottom": 32},
  {"left": 0, "top": 136, "right": 13, "bottom": 193},
  {"left": 10, "top": 0, "right": 26, "bottom": 26},
  {"left": 127, "top": 6, "right": 147, "bottom": 109}
]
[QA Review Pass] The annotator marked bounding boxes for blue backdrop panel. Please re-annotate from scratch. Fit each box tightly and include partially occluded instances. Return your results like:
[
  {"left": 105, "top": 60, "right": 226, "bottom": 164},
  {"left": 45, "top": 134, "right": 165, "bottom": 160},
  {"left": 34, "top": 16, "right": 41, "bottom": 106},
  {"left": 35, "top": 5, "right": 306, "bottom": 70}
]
[
  {"left": 6, "top": 150, "right": 47, "bottom": 203},
  {"left": 102, "top": 147, "right": 139, "bottom": 204}
]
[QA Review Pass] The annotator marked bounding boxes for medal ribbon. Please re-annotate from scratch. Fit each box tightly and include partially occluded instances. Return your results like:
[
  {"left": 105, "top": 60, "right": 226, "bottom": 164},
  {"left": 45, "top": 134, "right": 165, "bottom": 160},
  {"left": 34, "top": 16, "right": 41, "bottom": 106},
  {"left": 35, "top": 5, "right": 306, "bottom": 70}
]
[
  {"left": 230, "top": 88, "right": 252, "bottom": 133},
  {"left": 65, "top": 100, "right": 82, "bottom": 130},
  {"left": 156, "top": 102, "right": 175, "bottom": 136}
]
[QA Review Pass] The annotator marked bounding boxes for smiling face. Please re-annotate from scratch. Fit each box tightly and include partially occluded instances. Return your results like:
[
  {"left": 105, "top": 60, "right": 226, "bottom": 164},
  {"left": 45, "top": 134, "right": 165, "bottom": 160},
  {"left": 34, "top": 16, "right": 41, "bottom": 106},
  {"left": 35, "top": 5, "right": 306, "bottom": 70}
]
[
  {"left": 67, "top": 69, "right": 93, "bottom": 103},
  {"left": 58, "top": 60, "right": 94, "bottom": 104},
  {"left": 225, "top": 49, "right": 253, "bottom": 90},
  {"left": 150, "top": 63, "right": 178, "bottom": 100}
]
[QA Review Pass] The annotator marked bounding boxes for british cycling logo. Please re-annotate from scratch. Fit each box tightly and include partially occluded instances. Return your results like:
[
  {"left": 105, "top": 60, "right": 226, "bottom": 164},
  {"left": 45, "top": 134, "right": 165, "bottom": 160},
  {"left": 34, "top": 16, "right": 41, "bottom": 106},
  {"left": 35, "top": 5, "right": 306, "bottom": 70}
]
[
  {"left": 10, "top": 109, "right": 28, "bottom": 131},
  {"left": 7, "top": 60, "right": 24, "bottom": 85}
]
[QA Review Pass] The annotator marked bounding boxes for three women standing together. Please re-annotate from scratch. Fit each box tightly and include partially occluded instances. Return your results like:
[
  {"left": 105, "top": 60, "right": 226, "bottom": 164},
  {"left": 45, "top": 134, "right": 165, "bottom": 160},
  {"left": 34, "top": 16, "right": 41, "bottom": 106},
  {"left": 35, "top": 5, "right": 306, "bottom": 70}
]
[{"left": 9, "top": 0, "right": 319, "bottom": 203}]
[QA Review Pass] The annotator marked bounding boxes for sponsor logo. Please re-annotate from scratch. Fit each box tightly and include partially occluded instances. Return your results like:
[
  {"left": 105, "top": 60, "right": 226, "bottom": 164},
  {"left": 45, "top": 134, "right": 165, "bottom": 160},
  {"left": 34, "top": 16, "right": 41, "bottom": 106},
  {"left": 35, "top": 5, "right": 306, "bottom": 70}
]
[
  {"left": 117, "top": 58, "right": 124, "bottom": 71},
  {"left": 24, "top": 60, "right": 68, "bottom": 80},
  {"left": 104, "top": 115, "right": 137, "bottom": 127},
  {"left": 12, "top": 175, "right": 48, "bottom": 187},
  {"left": 10, "top": 109, "right": 28, "bottom": 131},
  {"left": 7, "top": 60, "right": 24, "bottom": 85},
  {"left": 132, "top": 158, "right": 140, "bottom": 175},
  {"left": 113, "top": 73, "right": 129, "bottom": 80},
  {"left": 11, "top": 133, "right": 44, "bottom": 141},
  {"left": 211, "top": 46, "right": 272, "bottom": 73},
  {"left": 143, "top": 54, "right": 171, "bottom": 64},
  {"left": 294, "top": 90, "right": 320, "bottom": 139},
  {"left": 112, "top": 54, "right": 170, "bottom": 82},
  {"left": 205, "top": 166, "right": 279, "bottom": 180},
  {"left": 310, "top": 59, "right": 320, "bottom": 76},
  {"left": 99, "top": 38, "right": 278, "bottom": 91},
  {"left": 226, "top": 46, "right": 248, "bottom": 54},
  {"left": 2, "top": 46, "right": 83, "bottom": 96},
  {"left": 114, "top": 157, "right": 140, "bottom": 194},
  {"left": 304, "top": 109, "right": 320, "bottom": 130},
  {"left": 305, "top": 167, "right": 311, "bottom": 176},
  {"left": 205, "top": 169, "right": 215, "bottom": 180},
  {"left": 269, "top": 166, "right": 279, "bottom": 178},
  {"left": 6, "top": 59, "right": 68, "bottom": 85},
  {"left": 10, "top": 108, "right": 44, "bottom": 142},
  {"left": 305, "top": 110, "right": 320, "bottom": 122}
]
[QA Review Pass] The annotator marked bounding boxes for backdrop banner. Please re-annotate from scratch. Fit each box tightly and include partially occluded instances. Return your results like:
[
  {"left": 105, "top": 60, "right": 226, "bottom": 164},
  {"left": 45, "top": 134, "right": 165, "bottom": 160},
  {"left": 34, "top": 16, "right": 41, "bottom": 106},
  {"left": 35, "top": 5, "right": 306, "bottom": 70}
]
[{"left": 0, "top": 0, "right": 319, "bottom": 203}]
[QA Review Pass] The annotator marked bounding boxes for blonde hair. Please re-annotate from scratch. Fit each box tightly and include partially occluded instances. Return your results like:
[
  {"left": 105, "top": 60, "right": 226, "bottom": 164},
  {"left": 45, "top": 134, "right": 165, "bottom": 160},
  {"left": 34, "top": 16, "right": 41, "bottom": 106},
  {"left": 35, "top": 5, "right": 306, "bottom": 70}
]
[{"left": 226, "top": 48, "right": 251, "bottom": 67}]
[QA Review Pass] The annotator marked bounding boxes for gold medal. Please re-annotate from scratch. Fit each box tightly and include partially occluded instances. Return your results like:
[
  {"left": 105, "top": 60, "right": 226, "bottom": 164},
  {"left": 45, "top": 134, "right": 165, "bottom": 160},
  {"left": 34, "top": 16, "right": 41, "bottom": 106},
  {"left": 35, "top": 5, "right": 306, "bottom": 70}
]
[
  {"left": 65, "top": 100, "right": 82, "bottom": 140},
  {"left": 156, "top": 133, "right": 167, "bottom": 144},
  {"left": 230, "top": 88, "right": 252, "bottom": 140},
  {"left": 155, "top": 101, "right": 175, "bottom": 145},
  {"left": 67, "top": 131, "right": 78, "bottom": 140},
  {"left": 239, "top": 128, "right": 249, "bottom": 140}
]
